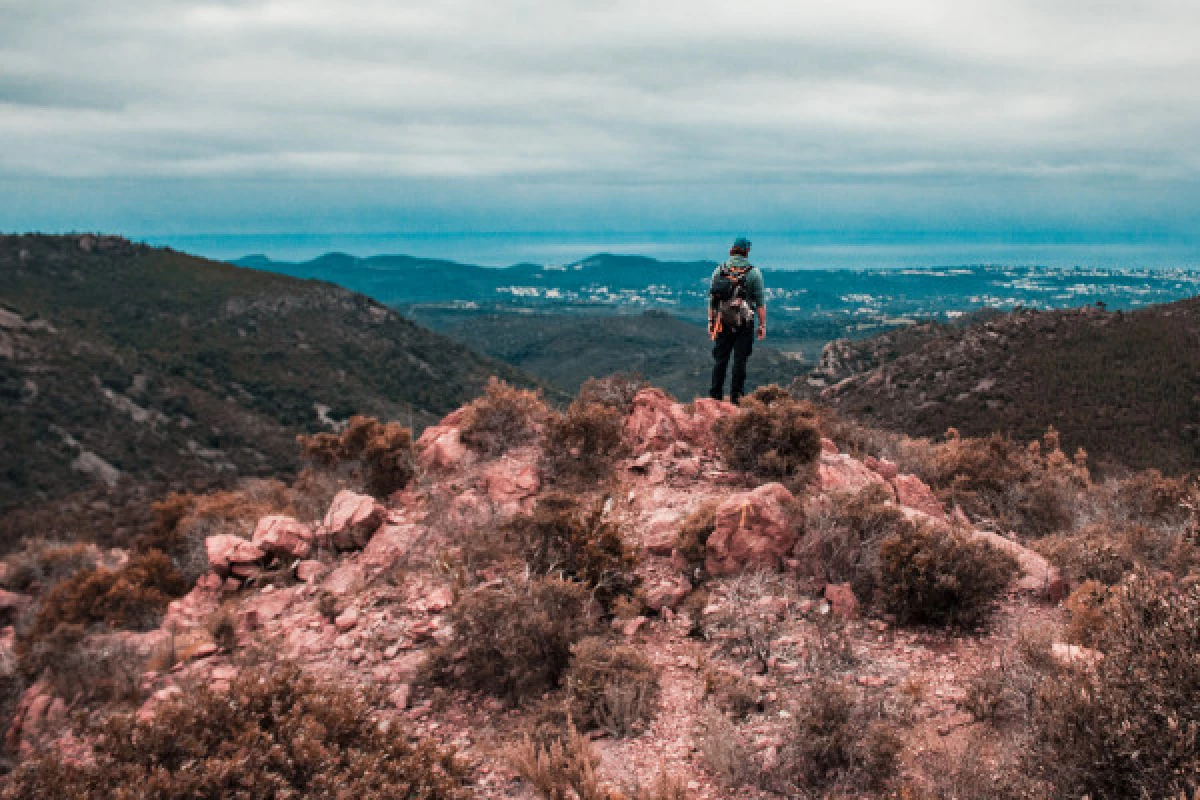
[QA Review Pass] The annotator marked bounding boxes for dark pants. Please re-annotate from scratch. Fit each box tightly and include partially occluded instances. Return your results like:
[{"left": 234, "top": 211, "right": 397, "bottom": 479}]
[{"left": 710, "top": 323, "right": 754, "bottom": 403}]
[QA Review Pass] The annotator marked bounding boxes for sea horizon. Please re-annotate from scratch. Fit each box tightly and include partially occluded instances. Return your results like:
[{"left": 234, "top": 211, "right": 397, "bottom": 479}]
[{"left": 139, "top": 231, "right": 1200, "bottom": 272}]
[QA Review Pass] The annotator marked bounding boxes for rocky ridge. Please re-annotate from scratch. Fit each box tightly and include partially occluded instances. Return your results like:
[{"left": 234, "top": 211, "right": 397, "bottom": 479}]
[{"left": 2, "top": 388, "right": 1071, "bottom": 796}]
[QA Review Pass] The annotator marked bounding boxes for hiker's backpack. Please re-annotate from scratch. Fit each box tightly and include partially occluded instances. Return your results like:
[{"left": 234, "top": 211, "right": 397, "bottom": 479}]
[{"left": 710, "top": 262, "right": 754, "bottom": 334}]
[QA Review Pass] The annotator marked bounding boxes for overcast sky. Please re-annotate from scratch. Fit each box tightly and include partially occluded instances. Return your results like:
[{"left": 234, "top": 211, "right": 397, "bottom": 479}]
[{"left": 2, "top": 0, "right": 1199, "bottom": 240}]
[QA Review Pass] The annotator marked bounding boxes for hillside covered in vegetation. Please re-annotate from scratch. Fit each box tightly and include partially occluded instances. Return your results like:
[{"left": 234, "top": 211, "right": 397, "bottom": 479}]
[
  {"left": 411, "top": 308, "right": 808, "bottom": 399},
  {"left": 802, "top": 300, "right": 1200, "bottom": 473},
  {"left": 0, "top": 234, "right": 544, "bottom": 525}
]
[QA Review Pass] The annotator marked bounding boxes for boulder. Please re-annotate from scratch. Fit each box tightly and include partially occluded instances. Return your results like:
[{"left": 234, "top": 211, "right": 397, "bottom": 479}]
[
  {"left": 823, "top": 583, "right": 860, "bottom": 618},
  {"left": 295, "top": 560, "right": 326, "bottom": 583},
  {"left": 642, "top": 508, "right": 683, "bottom": 556},
  {"left": 482, "top": 458, "right": 540, "bottom": 510},
  {"left": 1051, "top": 642, "right": 1103, "bottom": 669},
  {"left": 891, "top": 474, "right": 945, "bottom": 520},
  {"left": 705, "top": 483, "right": 799, "bottom": 576},
  {"left": 817, "top": 453, "right": 891, "bottom": 495},
  {"left": 321, "top": 490, "right": 385, "bottom": 550},
  {"left": 626, "top": 388, "right": 681, "bottom": 453},
  {"left": 416, "top": 425, "right": 471, "bottom": 472},
  {"left": 251, "top": 515, "right": 314, "bottom": 560},
  {"left": 972, "top": 529, "right": 1067, "bottom": 601},
  {"left": 626, "top": 388, "right": 735, "bottom": 454},
  {"left": 863, "top": 456, "right": 898, "bottom": 481},
  {"left": 335, "top": 607, "right": 360, "bottom": 633},
  {"left": 205, "top": 534, "right": 265, "bottom": 576},
  {"left": 820, "top": 438, "right": 839, "bottom": 456},
  {"left": 645, "top": 576, "right": 692, "bottom": 612}
]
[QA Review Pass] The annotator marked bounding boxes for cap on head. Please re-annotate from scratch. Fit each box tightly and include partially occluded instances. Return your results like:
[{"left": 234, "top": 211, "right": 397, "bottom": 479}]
[{"left": 730, "top": 236, "right": 751, "bottom": 256}]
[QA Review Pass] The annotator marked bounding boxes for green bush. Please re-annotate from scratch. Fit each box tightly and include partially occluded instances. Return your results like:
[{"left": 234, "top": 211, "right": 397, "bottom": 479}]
[
  {"left": 2, "top": 664, "right": 467, "bottom": 799},
  {"left": 878, "top": 523, "right": 1019, "bottom": 626}
]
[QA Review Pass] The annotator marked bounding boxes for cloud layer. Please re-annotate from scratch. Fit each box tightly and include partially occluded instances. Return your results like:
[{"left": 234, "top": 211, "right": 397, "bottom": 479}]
[{"left": 2, "top": 0, "right": 1199, "bottom": 236}]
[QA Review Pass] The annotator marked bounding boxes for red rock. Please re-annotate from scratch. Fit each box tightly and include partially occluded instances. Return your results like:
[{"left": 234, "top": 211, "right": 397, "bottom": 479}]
[
  {"left": 482, "top": 458, "right": 540, "bottom": 509},
  {"left": 0, "top": 589, "right": 31, "bottom": 617},
  {"left": 645, "top": 576, "right": 692, "bottom": 612},
  {"left": 321, "top": 490, "right": 385, "bottom": 550},
  {"left": 863, "top": 455, "right": 898, "bottom": 481},
  {"left": 622, "top": 615, "right": 648, "bottom": 637},
  {"left": 335, "top": 607, "right": 359, "bottom": 632},
  {"left": 705, "top": 483, "right": 799, "bottom": 576},
  {"left": 1051, "top": 642, "right": 1103, "bottom": 669},
  {"left": 423, "top": 587, "right": 455, "bottom": 613},
  {"left": 972, "top": 529, "right": 1067, "bottom": 601},
  {"left": 195, "top": 573, "right": 223, "bottom": 592},
  {"left": 817, "top": 453, "right": 891, "bottom": 495},
  {"left": 230, "top": 564, "right": 263, "bottom": 580},
  {"left": 392, "top": 684, "right": 412, "bottom": 710},
  {"left": 824, "top": 583, "right": 860, "bottom": 618},
  {"left": 189, "top": 642, "right": 218, "bottom": 661},
  {"left": 820, "top": 437, "right": 839, "bottom": 456},
  {"left": 205, "top": 534, "right": 265, "bottom": 576},
  {"left": 251, "top": 515, "right": 314, "bottom": 560},
  {"left": 416, "top": 425, "right": 471, "bottom": 471},
  {"left": 295, "top": 560, "right": 327, "bottom": 583},
  {"left": 625, "top": 388, "right": 735, "bottom": 454},
  {"left": 891, "top": 474, "right": 945, "bottom": 520},
  {"left": 642, "top": 508, "right": 683, "bottom": 556}
]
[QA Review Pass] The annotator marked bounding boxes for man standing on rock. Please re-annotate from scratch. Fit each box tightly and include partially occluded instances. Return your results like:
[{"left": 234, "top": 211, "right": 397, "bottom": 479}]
[{"left": 708, "top": 236, "right": 766, "bottom": 404}]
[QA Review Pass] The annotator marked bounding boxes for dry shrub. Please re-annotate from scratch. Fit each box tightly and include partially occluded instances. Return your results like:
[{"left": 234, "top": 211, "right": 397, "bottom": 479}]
[
  {"left": 316, "top": 589, "right": 341, "bottom": 622},
  {"left": 459, "top": 377, "right": 548, "bottom": 456},
  {"left": 2, "top": 664, "right": 467, "bottom": 800},
  {"left": 426, "top": 577, "right": 597, "bottom": 706},
  {"left": 1037, "top": 518, "right": 1199, "bottom": 586},
  {"left": 714, "top": 386, "right": 822, "bottom": 483},
  {"left": 541, "top": 400, "right": 628, "bottom": 485},
  {"left": 1062, "top": 579, "right": 1110, "bottom": 648},
  {"left": 204, "top": 606, "right": 238, "bottom": 652},
  {"left": 507, "top": 720, "right": 615, "bottom": 800},
  {"left": 918, "top": 732, "right": 1044, "bottom": 800},
  {"left": 1116, "top": 468, "right": 1194, "bottom": 522},
  {"left": 1030, "top": 572, "right": 1200, "bottom": 799},
  {"left": 1, "top": 540, "right": 97, "bottom": 594},
  {"left": 765, "top": 679, "right": 902, "bottom": 794},
  {"left": 575, "top": 372, "right": 648, "bottom": 414},
  {"left": 16, "top": 550, "right": 185, "bottom": 682},
  {"left": 698, "top": 706, "right": 753, "bottom": 788},
  {"left": 705, "top": 571, "right": 792, "bottom": 666},
  {"left": 1034, "top": 523, "right": 1132, "bottom": 586},
  {"left": 673, "top": 500, "right": 719, "bottom": 577},
  {"left": 299, "top": 415, "right": 415, "bottom": 497},
  {"left": 504, "top": 492, "right": 639, "bottom": 611},
  {"left": 565, "top": 637, "right": 659, "bottom": 736},
  {"left": 701, "top": 667, "right": 760, "bottom": 718},
  {"left": 963, "top": 665, "right": 1008, "bottom": 722},
  {"left": 796, "top": 484, "right": 912, "bottom": 602},
  {"left": 919, "top": 429, "right": 1088, "bottom": 536},
  {"left": 878, "top": 522, "right": 1019, "bottom": 626},
  {"left": 138, "top": 479, "right": 306, "bottom": 584}
]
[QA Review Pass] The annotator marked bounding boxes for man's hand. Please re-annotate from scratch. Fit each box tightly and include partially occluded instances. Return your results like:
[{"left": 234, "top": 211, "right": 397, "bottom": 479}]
[
  {"left": 757, "top": 322, "right": 766, "bottom": 340},
  {"left": 708, "top": 317, "right": 716, "bottom": 336}
]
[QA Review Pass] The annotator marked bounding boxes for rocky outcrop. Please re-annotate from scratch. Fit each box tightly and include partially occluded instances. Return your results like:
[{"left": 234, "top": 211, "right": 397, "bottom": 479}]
[
  {"left": 481, "top": 457, "right": 540, "bottom": 512},
  {"left": 319, "top": 490, "right": 385, "bottom": 550},
  {"left": 626, "top": 389, "right": 736, "bottom": 454},
  {"left": 705, "top": 483, "right": 799, "bottom": 576},
  {"left": 416, "top": 408, "right": 473, "bottom": 472},
  {"left": 818, "top": 452, "right": 891, "bottom": 495},
  {"left": 206, "top": 534, "right": 266, "bottom": 577},
  {"left": 251, "top": 515, "right": 315, "bottom": 560},
  {"left": 891, "top": 474, "right": 945, "bottom": 520},
  {"left": 972, "top": 529, "right": 1067, "bottom": 601}
]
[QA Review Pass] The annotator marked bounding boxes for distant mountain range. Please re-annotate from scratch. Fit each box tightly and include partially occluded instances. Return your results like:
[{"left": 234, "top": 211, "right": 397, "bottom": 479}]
[{"left": 0, "top": 235, "right": 547, "bottom": 520}]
